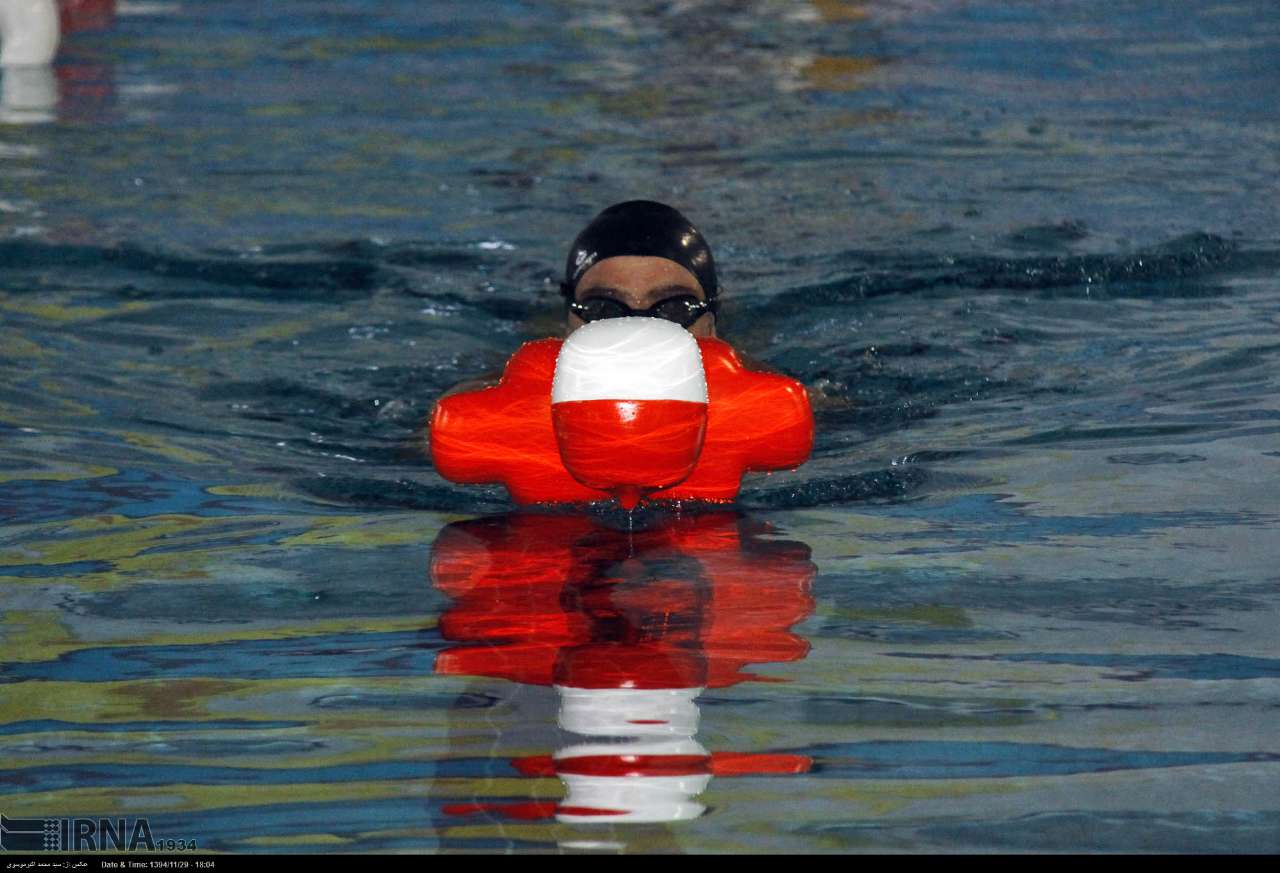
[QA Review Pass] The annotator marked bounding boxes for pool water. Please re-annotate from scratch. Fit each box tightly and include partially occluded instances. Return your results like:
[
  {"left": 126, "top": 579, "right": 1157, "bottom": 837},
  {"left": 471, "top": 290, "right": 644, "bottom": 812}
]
[{"left": 2, "top": 0, "right": 1278, "bottom": 854}]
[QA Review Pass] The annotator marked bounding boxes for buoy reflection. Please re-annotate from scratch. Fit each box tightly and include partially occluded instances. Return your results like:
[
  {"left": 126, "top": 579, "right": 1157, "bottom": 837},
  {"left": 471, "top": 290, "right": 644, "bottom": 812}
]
[{"left": 430, "top": 511, "right": 815, "bottom": 825}]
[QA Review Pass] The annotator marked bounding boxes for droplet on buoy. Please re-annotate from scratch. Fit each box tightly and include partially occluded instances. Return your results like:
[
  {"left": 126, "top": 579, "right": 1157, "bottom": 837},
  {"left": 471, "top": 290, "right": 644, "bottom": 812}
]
[{"left": 616, "top": 485, "right": 643, "bottom": 511}]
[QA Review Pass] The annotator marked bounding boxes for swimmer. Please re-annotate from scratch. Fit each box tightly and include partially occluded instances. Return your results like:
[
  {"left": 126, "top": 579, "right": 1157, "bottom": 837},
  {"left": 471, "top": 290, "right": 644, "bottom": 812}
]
[
  {"left": 442, "top": 200, "right": 723, "bottom": 398},
  {"left": 429, "top": 202, "right": 817, "bottom": 504},
  {"left": 562, "top": 199, "right": 719, "bottom": 339},
  {"left": 560, "top": 200, "right": 799, "bottom": 382}
]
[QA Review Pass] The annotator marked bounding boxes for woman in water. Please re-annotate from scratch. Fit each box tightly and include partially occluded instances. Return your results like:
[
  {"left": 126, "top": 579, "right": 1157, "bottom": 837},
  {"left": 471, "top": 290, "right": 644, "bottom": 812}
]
[
  {"left": 560, "top": 199, "right": 720, "bottom": 339},
  {"left": 442, "top": 200, "right": 722, "bottom": 398}
]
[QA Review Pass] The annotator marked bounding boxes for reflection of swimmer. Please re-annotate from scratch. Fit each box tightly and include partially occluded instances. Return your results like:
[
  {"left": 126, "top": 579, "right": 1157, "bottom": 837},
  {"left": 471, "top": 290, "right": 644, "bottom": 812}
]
[
  {"left": 59, "top": 0, "right": 115, "bottom": 33},
  {"left": 429, "top": 201, "right": 815, "bottom": 505},
  {"left": 442, "top": 199, "right": 795, "bottom": 397},
  {"left": 430, "top": 512, "right": 815, "bottom": 826}
]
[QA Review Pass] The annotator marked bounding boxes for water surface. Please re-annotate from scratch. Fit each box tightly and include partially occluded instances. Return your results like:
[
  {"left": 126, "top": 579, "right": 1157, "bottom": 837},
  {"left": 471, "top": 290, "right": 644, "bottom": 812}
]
[{"left": 2, "top": 0, "right": 1278, "bottom": 854}]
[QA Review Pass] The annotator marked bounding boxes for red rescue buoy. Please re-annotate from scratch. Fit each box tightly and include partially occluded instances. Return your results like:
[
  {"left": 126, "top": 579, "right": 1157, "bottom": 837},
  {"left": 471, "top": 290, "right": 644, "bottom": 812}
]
[{"left": 430, "top": 319, "right": 813, "bottom": 506}]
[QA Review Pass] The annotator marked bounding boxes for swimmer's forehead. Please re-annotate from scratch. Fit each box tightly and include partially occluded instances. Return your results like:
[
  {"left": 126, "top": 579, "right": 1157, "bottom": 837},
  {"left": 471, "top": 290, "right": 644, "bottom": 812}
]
[{"left": 575, "top": 256, "right": 705, "bottom": 299}]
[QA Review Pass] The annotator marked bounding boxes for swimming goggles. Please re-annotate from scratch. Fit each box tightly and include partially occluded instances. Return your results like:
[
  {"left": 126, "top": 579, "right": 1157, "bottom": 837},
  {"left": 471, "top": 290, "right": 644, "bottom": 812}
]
[{"left": 567, "top": 294, "right": 715, "bottom": 327}]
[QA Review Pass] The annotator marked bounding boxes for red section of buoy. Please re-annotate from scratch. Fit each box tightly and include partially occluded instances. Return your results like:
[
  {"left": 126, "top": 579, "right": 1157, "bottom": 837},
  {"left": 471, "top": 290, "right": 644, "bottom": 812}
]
[
  {"left": 552, "top": 399, "right": 707, "bottom": 503},
  {"left": 552, "top": 806, "right": 628, "bottom": 818},
  {"left": 554, "top": 643, "right": 708, "bottom": 690},
  {"left": 708, "top": 753, "right": 813, "bottom": 776},
  {"left": 508, "top": 752, "right": 812, "bottom": 781},
  {"left": 60, "top": 0, "right": 115, "bottom": 33},
  {"left": 442, "top": 801, "right": 560, "bottom": 821},
  {"left": 552, "top": 754, "right": 712, "bottom": 779}
]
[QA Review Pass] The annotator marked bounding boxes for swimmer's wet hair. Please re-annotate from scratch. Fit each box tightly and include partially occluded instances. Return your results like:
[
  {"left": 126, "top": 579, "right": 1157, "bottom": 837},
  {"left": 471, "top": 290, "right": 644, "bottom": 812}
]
[{"left": 561, "top": 200, "right": 719, "bottom": 308}]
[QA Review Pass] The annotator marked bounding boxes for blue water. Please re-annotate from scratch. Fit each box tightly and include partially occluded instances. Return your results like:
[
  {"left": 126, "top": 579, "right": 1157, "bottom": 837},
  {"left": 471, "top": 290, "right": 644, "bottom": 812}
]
[{"left": 2, "top": 0, "right": 1279, "bottom": 855}]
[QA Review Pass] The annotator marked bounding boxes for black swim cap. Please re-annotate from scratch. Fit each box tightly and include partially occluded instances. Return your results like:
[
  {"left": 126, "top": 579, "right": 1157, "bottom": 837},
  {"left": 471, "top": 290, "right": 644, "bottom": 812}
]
[{"left": 561, "top": 200, "right": 718, "bottom": 304}]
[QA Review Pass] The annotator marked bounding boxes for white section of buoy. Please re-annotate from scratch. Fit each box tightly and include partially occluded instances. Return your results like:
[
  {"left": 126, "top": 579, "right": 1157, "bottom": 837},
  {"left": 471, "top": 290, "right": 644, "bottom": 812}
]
[
  {"left": 551, "top": 317, "right": 708, "bottom": 403},
  {"left": 555, "top": 686, "right": 704, "bottom": 738},
  {"left": 0, "top": 0, "right": 60, "bottom": 67},
  {"left": 556, "top": 774, "right": 709, "bottom": 823},
  {"left": 554, "top": 736, "right": 711, "bottom": 824},
  {"left": 0, "top": 62, "right": 54, "bottom": 123}
]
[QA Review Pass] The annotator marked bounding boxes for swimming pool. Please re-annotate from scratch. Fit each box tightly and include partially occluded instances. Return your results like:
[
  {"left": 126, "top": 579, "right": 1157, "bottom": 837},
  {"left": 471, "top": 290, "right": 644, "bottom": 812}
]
[{"left": 2, "top": 0, "right": 1278, "bottom": 853}]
